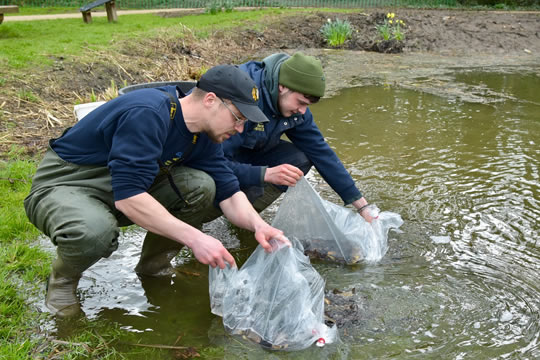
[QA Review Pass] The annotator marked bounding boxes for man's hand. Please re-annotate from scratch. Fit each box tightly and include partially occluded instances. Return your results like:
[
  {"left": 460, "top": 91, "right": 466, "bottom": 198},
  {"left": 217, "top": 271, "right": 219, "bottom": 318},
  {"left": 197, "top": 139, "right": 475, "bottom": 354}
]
[
  {"left": 220, "top": 191, "right": 289, "bottom": 253},
  {"left": 253, "top": 223, "right": 290, "bottom": 252},
  {"left": 359, "top": 207, "right": 376, "bottom": 223},
  {"left": 116, "top": 192, "right": 235, "bottom": 269},
  {"left": 189, "top": 233, "right": 236, "bottom": 269},
  {"left": 352, "top": 197, "right": 376, "bottom": 224},
  {"left": 264, "top": 164, "right": 303, "bottom": 186}
]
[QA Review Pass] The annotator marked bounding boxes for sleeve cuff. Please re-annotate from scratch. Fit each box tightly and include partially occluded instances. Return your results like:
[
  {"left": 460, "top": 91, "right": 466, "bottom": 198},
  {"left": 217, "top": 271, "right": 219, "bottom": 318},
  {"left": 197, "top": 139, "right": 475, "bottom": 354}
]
[
  {"left": 260, "top": 166, "right": 268, "bottom": 186},
  {"left": 343, "top": 191, "right": 363, "bottom": 206}
]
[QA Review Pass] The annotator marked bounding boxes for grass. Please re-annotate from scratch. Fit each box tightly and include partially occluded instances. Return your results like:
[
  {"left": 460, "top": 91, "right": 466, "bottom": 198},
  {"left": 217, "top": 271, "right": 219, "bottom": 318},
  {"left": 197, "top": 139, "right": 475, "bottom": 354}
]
[
  {"left": 2, "top": 13, "right": 188, "bottom": 69},
  {"left": 4, "top": 5, "right": 192, "bottom": 16},
  {"left": 0, "top": 146, "right": 49, "bottom": 359},
  {"left": 0, "top": 8, "right": 338, "bottom": 70}
]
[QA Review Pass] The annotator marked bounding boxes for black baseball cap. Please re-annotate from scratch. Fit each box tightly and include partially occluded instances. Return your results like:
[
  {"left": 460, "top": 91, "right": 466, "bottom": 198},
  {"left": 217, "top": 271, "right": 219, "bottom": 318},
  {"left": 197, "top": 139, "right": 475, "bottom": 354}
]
[{"left": 197, "top": 65, "right": 268, "bottom": 123}]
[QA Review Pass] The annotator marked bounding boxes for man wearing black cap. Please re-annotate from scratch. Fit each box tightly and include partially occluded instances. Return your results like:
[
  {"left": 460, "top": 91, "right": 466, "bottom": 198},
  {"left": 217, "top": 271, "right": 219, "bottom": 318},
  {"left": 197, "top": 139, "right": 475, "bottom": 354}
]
[
  {"left": 24, "top": 65, "right": 288, "bottom": 317},
  {"left": 221, "top": 52, "right": 374, "bottom": 222}
]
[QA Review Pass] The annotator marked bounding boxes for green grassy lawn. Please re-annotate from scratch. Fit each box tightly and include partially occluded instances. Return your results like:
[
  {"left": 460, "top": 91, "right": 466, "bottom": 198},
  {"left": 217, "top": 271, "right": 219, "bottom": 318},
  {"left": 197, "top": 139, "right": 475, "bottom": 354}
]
[
  {"left": 0, "top": 8, "right": 347, "bottom": 70},
  {"left": 0, "top": 147, "right": 49, "bottom": 359},
  {"left": 4, "top": 5, "right": 178, "bottom": 16}
]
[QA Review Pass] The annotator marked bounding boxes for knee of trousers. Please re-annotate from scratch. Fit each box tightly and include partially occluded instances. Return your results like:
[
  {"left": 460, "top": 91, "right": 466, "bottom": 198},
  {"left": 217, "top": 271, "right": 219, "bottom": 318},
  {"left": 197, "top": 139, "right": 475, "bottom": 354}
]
[
  {"left": 53, "top": 213, "right": 120, "bottom": 272},
  {"left": 154, "top": 168, "right": 216, "bottom": 214},
  {"left": 180, "top": 171, "right": 216, "bottom": 213}
]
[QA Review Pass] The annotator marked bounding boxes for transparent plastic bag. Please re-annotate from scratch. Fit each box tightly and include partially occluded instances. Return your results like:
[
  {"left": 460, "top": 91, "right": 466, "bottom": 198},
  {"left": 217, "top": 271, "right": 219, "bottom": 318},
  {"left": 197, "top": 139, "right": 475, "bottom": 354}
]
[
  {"left": 209, "top": 238, "right": 337, "bottom": 351},
  {"left": 271, "top": 177, "right": 403, "bottom": 264}
]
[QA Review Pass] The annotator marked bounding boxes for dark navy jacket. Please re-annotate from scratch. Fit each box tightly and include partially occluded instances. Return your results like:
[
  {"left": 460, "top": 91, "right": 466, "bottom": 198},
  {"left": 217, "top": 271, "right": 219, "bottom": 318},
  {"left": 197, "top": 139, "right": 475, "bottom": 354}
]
[
  {"left": 223, "top": 56, "right": 362, "bottom": 205},
  {"left": 53, "top": 86, "right": 239, "bottom": 202}
]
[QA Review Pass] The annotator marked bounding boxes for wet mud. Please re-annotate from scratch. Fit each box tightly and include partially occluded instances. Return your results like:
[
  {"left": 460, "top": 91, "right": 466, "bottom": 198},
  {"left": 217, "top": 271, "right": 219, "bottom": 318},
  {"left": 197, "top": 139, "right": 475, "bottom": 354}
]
[{"left": 314, "top": 49, "right": 540, "bottom": 103}]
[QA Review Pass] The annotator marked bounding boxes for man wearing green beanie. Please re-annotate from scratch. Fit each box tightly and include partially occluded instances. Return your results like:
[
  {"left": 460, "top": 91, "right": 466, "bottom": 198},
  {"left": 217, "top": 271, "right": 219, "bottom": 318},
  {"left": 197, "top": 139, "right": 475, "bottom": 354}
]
[
  {"left": 217, "top": 52, "right": 372, "bottom": 222},
  {"left": 221, "top": 52, "right": 374, "bottom": 222}
]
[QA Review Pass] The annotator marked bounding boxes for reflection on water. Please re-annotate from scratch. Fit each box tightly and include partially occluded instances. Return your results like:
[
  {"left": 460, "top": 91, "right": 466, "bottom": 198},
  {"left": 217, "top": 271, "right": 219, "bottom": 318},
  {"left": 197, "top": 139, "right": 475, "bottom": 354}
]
[{"left": 43, "top": 70, "right": 539, "bottom": 359}]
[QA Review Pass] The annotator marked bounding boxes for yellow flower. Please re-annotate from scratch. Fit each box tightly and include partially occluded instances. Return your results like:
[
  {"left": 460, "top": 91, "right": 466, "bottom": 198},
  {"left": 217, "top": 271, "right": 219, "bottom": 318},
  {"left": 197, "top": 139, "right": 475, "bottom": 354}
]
[{"left": 389, "top": 19, "right": 393, "bottom": 24}]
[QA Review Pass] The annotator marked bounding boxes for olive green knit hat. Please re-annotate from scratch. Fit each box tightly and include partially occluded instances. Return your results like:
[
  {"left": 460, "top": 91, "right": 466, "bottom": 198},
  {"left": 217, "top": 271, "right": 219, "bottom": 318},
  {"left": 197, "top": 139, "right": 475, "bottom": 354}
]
[{"left": 278, "top": 52, "right": 325, "bottom": 98}]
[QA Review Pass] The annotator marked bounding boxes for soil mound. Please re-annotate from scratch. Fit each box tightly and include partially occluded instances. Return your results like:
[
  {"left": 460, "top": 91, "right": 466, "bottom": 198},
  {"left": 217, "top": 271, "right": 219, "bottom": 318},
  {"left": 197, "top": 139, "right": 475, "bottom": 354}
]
[{"left": 229, "top": 9, "right": 540, "bottom": 55}]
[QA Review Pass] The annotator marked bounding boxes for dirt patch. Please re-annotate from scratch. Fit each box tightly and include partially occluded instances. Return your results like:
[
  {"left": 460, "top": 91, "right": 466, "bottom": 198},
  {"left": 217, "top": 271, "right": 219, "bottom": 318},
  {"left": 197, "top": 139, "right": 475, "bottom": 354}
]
[
  {"left": 229, "top": 9, "right": 540, "bottom": 55},
  {"left": 1, "top": 9, "right": 539, "bottom": 156}
]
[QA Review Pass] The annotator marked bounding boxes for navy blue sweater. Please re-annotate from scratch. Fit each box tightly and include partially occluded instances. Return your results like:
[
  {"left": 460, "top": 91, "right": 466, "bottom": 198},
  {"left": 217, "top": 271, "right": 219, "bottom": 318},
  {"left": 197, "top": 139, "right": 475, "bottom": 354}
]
[
  {"left": 223, "top": 55, "right": 362, "bottom": 205},
  {"left": 53, "top": 86, "right": 239, "bottom": 202}
]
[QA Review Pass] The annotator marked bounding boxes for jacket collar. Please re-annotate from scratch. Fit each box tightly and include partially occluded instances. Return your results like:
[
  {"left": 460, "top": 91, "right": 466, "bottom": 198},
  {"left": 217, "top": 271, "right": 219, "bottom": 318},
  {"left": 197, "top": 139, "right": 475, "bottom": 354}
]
[{"left": 262, "top": 53, "right": 290, "bottom": 116}]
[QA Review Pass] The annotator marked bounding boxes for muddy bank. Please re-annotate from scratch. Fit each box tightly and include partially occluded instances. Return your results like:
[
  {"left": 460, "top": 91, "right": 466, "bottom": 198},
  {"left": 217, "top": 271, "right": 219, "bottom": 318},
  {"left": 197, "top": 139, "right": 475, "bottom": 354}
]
[
  {"left": 245, "top": 9, "right": 540, "bottom": 56},
  {"left": 314, "top": 49, "right": 540, "bottom": 102}
]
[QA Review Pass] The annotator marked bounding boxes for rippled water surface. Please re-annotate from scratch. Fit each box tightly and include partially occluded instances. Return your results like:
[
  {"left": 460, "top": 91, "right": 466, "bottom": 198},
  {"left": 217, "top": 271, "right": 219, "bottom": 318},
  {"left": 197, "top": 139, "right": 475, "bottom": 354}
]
[
  {"left": 45, "top": 70, "right": 539, "bottom": 359},
  {"left": 309, "top": 71, "right": 540, "bottom": 359}
]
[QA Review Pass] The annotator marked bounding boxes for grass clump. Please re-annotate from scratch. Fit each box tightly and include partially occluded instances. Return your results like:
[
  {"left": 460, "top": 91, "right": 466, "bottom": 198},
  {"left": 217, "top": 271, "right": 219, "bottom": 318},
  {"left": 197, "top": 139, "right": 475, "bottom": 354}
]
[{"left": 320, "top": 18, "right": 353, "bottom": 47}]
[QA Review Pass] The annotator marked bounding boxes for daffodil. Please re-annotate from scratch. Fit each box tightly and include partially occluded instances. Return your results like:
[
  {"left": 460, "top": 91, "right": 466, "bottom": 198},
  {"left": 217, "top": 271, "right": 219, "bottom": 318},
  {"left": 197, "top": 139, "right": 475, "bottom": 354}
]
[
  {"left": 320, "top": 18, "right": 353, "bottom": 47},
  {"left": 377, "top": 12, "right": 405, "bottom": 42}
]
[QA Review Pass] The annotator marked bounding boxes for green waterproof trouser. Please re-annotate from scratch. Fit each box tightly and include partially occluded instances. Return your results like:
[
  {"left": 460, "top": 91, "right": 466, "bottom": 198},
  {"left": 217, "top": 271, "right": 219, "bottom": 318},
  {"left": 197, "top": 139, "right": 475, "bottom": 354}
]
[{"left": 24, "top": 147, "right": 216, "bottom": 274}]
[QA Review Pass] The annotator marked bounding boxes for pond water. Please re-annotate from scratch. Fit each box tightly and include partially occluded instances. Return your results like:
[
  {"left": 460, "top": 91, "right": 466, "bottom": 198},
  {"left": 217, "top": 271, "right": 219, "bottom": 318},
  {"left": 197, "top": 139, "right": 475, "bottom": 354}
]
[{"left": 42, "top": 68, "right": 539, "bottom": 359}]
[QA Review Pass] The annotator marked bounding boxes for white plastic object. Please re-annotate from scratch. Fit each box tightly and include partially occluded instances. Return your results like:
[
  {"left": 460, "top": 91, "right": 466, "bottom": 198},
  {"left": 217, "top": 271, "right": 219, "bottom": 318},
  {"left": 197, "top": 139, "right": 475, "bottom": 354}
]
[
  {"left": 315, "top": 337, "right": 326, "bottom": 347},
  {"left": 73, "top": 101, "right": 106, "bottom": 121},
  {"left": 209, "top": 238, "right": 338, "bottom": 351},
  {"left": 271, "top": 177, "right": 403, "bottom": 263}
]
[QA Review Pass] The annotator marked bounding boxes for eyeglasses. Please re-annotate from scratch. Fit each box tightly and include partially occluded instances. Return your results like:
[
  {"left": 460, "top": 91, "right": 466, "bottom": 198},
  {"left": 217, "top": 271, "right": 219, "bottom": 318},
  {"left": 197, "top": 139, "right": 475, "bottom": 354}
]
[{"left": 220, "top": 98, "right": 247, "bottom": 126}]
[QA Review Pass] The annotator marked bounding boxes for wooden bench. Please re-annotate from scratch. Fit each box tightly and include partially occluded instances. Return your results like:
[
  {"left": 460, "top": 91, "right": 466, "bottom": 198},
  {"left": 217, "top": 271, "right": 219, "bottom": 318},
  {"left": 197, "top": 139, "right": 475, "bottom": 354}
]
[
  {"left": 80, "top": 0, "right": 117, "bottom": 24},
  {"left": 0, "top": 5, "right": 19, "bottom": 25}
]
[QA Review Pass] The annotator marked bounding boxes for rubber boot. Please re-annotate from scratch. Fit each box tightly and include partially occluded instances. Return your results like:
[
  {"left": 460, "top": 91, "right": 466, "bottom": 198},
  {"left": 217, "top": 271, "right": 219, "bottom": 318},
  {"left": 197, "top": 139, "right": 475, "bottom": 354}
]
[
  {"left": 45, "top": 257, "right": 82, "bottom": 318},
  {"left": 135, "top": 232, "right": 183, "bottom": 277},
  {"left": 250, "top": 184, "right": 283, "bottom": 213}
]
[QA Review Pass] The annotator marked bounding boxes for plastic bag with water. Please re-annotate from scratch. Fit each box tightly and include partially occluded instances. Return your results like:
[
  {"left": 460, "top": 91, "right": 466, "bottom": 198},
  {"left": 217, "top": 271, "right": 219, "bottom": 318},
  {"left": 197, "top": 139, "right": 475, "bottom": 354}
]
[
  {"left": 271, "top": 177, "right": 403, "bottom": 264},
  {"left": 209, "top": 238, "right": 338, "bottom": 351}
]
